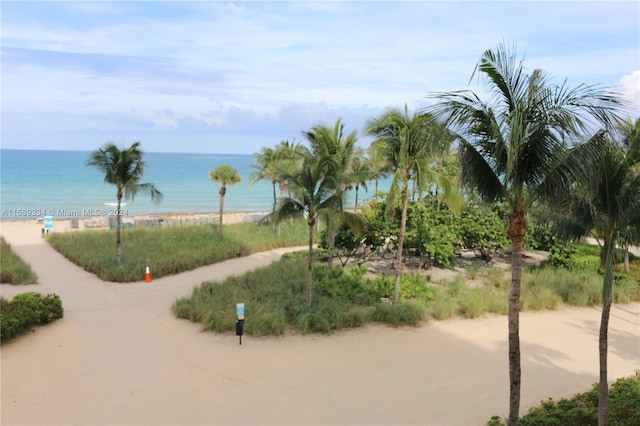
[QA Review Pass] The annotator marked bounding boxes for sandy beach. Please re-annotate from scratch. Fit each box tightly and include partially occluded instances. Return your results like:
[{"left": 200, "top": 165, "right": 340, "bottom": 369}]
[{"left": 0, "top": 216, "right": 639, "bottom": 426}]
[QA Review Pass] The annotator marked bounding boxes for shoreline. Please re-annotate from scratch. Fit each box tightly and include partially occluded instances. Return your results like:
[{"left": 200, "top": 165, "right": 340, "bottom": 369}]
[{"left": 0, "top": 210, "right": 272, "bottom": 232}]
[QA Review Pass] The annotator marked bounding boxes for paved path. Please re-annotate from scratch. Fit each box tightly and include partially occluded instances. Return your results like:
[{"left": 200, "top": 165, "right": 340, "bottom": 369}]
[{"left": 1, "top": 221, "right": 639, "bottom": 426}]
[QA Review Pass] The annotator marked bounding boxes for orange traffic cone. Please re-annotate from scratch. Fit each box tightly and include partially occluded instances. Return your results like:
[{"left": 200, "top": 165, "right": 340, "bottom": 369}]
[{"left": 144, "top": 266, "right": 152, "bottom": 283}]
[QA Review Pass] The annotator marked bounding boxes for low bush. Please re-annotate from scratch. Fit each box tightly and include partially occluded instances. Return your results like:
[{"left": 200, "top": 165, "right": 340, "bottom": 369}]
[
  {"left": 0, "top": 292, "right": 63, "bottom": 343},
  {"left": 0, "top": 237, "right": 38, "bottom": 284},
  {"left": 487, "top": 374, "right": 640, "bottom": 425}
]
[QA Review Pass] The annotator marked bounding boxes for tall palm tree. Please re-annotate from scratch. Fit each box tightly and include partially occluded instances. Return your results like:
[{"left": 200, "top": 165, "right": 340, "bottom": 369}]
[
  {"left": 274, "top": 139, "right": 305, "bottom": 205},
  {"left": 304, "top": 118, "right": 360, "bottom": 272},
  {"left": 87, "top": 142, "right": 162, "bottom": 265},
  {"left": 272, "top": 154, "right": 343, "bottom": 307},
  {"left": 366, "top": 144, "right": 391, "bottom": 195},
  {"left": 209, "top": 164, "right": 242, "bottom": 238},
  {"left": 617, "top": 118, "right": 640, "bottom": 272},
  {"left": 366, "top": 104, "right": 461, "bottom": 306},
  {"left": 559, "top": 124, "right": 639, "bottom": 425},
  {"left": 428, "top": 42, "right": 624, "bottom": 425},
  {"left": 349, "top": 148, "right": 379, "bottom": 213},
  {"left": 249, "top": 147, "right": 279, "bottom": 211}
]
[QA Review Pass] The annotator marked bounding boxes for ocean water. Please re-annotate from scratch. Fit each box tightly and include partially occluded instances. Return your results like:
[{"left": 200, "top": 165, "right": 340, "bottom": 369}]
[{"left": 0, "top": 149, "right": 381, "bottom": 220}]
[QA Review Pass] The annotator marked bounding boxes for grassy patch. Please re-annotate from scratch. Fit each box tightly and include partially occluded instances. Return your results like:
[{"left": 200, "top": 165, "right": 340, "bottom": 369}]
[
  {"left": 173, "top": 257, "right": 425, "bottom": 335},
  {"left": 46, "top": 220, "right": 311, "bottom": 282},
  {"left": 0, "top": 237, "right": 38, "bottom": 284}
]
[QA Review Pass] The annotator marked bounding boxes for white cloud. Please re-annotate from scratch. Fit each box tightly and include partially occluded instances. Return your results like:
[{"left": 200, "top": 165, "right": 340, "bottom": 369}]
[
  {"left": 2, "top": 1, "right": 639, "bottom": 153},
  {"left": 619, "top": 70, "right": 640, "bottom": 116}
]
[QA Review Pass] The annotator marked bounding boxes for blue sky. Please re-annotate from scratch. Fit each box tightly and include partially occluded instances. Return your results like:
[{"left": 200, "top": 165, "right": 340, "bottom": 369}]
[{"left": 2, "top": 1, "right": 639, "bottom": 154}]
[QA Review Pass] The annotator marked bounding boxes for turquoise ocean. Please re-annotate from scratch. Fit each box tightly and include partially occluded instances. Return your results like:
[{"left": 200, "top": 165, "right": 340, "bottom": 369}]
[{"left": 0, "top": 149, "right": 382, "bottom": 221}]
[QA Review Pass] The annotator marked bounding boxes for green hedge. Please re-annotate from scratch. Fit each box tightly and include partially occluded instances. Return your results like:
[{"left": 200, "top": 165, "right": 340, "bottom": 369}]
[
  {"left": 0, "top": 292, "right": 64, "bottom": 343},
  {"left": 488, "top": 374, "right": 640, "bottom": 425}
]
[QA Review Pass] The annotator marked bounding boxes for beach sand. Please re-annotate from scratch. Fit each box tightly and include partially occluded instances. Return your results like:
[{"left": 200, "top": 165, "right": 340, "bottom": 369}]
[{"left": 0, "top": 217, "right": 639, "bottom": 425}]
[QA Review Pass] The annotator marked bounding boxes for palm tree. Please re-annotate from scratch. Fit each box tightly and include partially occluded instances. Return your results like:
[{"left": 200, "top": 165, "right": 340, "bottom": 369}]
[
  {"left": 366, "top": 104, "right": 461, "bottom": 306},
  {"left": 274, "top": 139, "right": 305, "bottom": 205},
  {"left": 87, "top": 142, "right": 162, "bottom": 265},
  {"left": 349, "top": 148, "right": 379, "bottom": 213},
  {"left": 617, "top": 118, "right": 640, "bottom": 272},
  {"left": 249, "top": 147, "right": 279, "bottom": 211},
  {"left": 272, "top": 154, "right": 343, "bottom": 307},
  {"left": 366, "top": 144, "right": 391, "bottom": 195},
  {"left": 304, "top": 118, "right": 360, "bottom": 272},
  {"left": 209, "top": 164, "right": 242, "bottom": 238},
  {"left": 559, "top": 124, "right": 639, "bottom": 425},
  {"left": 428, "top": 42, "right": 624, "bottom": 425}
]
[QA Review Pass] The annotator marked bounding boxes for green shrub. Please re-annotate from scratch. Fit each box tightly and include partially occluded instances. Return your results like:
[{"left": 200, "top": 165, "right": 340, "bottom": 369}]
[
  {"left": 400, "top": 273, "right": 437, "bottom": 304},
  {"left": 0, "top": 292, "right": 63, "bottom": 343},
  {"left": 547, "top": 241, "right": 576, "bottom": 269},
  {"left": 457, "top": 203, "right": 509, "bottom": 260},
  {"left": 487, "top": 375, "right": 640, "bottom": 426}
]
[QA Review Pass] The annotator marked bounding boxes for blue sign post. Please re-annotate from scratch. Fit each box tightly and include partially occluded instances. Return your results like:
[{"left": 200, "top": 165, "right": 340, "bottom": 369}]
[
  {"left": 44, "top": 216, "right": 53, "bottom": 234},
  {"left": 236, "top": 303, "right": 245, "bottom": 345}
]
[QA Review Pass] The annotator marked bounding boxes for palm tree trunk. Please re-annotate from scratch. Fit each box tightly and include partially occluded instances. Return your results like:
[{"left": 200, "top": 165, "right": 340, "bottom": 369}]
[
  {"left": 507, "top": 204, "right": 526, "bottom": 426},
  {"left": 306, "top": 218, "right": 315, "bottom": 308},
  {"left": 218, "top": 187, "right": 225, "bottom": 238},
  {"left": 623, "top": 244, "right": 630, "bottom": 273},
  {"left": 116, "top": 190, "right": 122, "bottom": 266},
  {"left": 393, "top": 182, "right": 410, "bottom": 306},
  {"left": 272, "top": 182, "right": 277, "bottom": 211},
  {"left": 598, "top": 232, "right": 615, "bottom": 426}
]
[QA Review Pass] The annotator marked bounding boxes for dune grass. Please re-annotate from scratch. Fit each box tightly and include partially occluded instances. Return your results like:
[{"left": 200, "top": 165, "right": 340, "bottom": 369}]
[
  {"left": 46, "top": 220, "right": 311, "bottom": 282},
  {"left": 174, "top": 251, "right": 640, "bottom": 336},
  {"left": 0, "top": 237, "right": 38, "bottom": 284},
  {"left": 173, "top": 256, "right": 425, "bottom": 335}
]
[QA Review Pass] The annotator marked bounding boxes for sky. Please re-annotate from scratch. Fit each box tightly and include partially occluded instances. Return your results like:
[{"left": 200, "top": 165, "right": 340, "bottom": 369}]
[{"left": 2, "top": 1, "right": 639, "bottom": 155}]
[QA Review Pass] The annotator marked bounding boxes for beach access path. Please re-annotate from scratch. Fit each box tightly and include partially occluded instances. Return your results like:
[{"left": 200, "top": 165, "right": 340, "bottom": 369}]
[{"left": 1, "top": 220, "right": 639, "bottom": 426}]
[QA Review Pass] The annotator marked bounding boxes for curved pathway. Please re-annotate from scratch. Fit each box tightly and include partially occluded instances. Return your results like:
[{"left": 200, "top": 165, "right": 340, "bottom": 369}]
[{"left": 1, "top": 221, "right": 639, "bottom": 426}]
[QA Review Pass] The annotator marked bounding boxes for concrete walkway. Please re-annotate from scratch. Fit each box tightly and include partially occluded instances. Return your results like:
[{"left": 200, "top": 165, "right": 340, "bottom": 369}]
[{"left": 1, "top": 221, "right": 639, "bottom": 426}]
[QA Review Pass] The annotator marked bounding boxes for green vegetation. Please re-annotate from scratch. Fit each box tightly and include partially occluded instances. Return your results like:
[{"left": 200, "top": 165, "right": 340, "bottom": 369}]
[
  {"left": 487, "top": 374, "right": 640, "bottom": 426},
  {"left": 46, "top": 220, "right": 311, "bottom": 282},
  {"left": 0, "top": 237, "right": 38, "bottom": 284},
  {"left": 208, "top": 164, "right": 242, "bottom": 238},
  {"left": 87, "top": 141, "right": 163, "bottom": 265},
  {"left": 1, "top": 292, "right": 64, "bottom": 343},
  {"left": 173, "top": 257, "right": 428, "bottom": 335},
  {"left": 173, "top": 252, "right": 640, "bottom": 336}
]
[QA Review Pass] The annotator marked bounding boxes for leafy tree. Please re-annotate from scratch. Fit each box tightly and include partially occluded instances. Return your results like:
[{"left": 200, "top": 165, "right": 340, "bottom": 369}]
[
  {"left": 429, "top": 42, "right": 623, "bottom": 425},
  {"left": 458, "top": 202, "right": 510, "bottom": 261},
  {"left": 87, "top": 142, "right": 162, "bottom": 265},
  {"left": 366, "top": 104, "right": 461, "bottom": 305},
  {"left": 401, "top": 196, "right": 459, "bottom": 268},
  {"left": 209, "top": 165, "right": 241, "bottom": 238}
]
